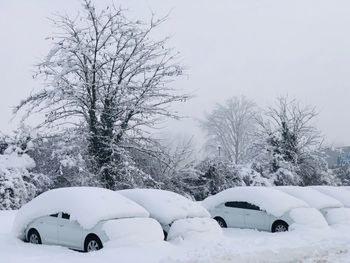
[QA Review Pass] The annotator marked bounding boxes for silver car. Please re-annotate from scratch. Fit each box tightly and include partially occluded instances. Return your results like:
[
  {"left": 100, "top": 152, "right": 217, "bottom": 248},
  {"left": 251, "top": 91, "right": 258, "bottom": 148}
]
[
  {"left": 24, "top": 213, "right": 161, "bottom": 252},
  {"left": 26, "top": 212, "right": 110, "bottom": 251},
  {"left": 202, "top": 187, "right": 325, "bottom": 232},
  {"left": 206, "top": 200, "right": 294, "bottom": 232},
  {"left": 15, "top": 187, "right": 163, "bottom": 252}
]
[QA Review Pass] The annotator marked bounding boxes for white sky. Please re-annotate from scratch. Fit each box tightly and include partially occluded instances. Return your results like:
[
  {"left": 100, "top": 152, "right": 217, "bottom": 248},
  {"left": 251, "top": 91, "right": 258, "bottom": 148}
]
[{"left": 1, "top": 0, "right": 350, "bottom": 146}]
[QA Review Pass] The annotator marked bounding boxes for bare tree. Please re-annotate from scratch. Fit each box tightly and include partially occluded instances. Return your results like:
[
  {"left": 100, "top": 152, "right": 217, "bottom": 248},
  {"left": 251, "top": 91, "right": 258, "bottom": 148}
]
[
  {"left": 256, "top": 96, "right": 323, "bottom": 173},
  {"left": 14, "top": 0, "right": 187, "bottom": 189},
  {"left": 201, "top": 96, "right": 257, "bottom": 164}
]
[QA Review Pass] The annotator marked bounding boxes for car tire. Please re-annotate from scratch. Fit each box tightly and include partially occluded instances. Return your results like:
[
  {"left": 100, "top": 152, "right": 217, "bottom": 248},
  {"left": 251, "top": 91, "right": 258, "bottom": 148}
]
[
  {"left": 84, "top": 234, "right": 103, "bottom": 252},
  {"left": 214, "top": 217, "right": 227, "bottom": 228},
  {"left": 271, "top": 221, "right": 288, "bottom": 233},
  {"left": 27, "top": 229, "right": 42, "bottom": 245}
]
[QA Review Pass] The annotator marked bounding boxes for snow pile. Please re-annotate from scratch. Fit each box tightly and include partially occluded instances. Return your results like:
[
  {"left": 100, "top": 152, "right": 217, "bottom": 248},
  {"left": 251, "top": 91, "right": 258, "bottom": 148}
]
[
  {"left": 0, "top": 152, "right": 35, "bottom": 170},
  {"left": 202, "top": 186, "right": 309, "bottom": 217},
  {"left": 102, "top": 218, "right": 164, "bottom": 246},
  {"left": 119, "top": 189, "right": 210, "bottom": 225},
  {"left": 325, "top": 208, "right": 350, "bottom": 225},
  {"left": 0, "top": 152, "right": 39, "bottom": 210},
  {"left": 289, "top": 208, "right": 328, "bottom": 230},
  {"left": 311, "top": 186, "right": 350, "bottom": 207},
  {"left": 277, "top": 186, "right": 343, "bottom": 209},
  {"left": 13, "top": 187, "right": 149, "bottom": 237},
  {"left": 167, "top": 217, "right": 222, "bottom": 241}
]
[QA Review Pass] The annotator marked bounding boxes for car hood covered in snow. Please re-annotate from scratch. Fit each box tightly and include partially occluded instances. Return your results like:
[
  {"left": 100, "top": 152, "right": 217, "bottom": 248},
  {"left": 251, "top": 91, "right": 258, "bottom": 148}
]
[
  {"left": 13, "top": 187, "right": 149, "bottom": 237},
  {"left": 289, "top": 207, "right": 328, "bottom": 229},
  {"left": 167, "top": 217, "right": 223, "bottom": 241},
  {"left": 202, "top": 186, "right": 309, "bottom": 218},
  {"left": 118, "top": 189, "right": 210, "bottom": 225},
  {"left": 101, "top": 218, "right": 164, "bottom": 246}
]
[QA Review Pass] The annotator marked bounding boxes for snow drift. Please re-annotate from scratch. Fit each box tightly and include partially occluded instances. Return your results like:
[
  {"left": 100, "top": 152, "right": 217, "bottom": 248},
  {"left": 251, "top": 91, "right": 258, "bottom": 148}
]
[
  {"left": 13, "top": 187, "right": 149, "bottom": 237},
  {"left": 0, "top": 152, "right": 35, "bottom": 170},
  {"left": 202, "top": 186, "right": 309, "bottom": 218},
  {"left": 119, "top": 189, "right": 210, "bottom": 225}
]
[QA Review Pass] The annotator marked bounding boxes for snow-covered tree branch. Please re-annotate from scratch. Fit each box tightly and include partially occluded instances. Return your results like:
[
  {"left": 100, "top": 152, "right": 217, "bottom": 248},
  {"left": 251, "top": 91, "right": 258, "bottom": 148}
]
[{"left": 14, "top": 0, "right": 187, "bottom": 189}]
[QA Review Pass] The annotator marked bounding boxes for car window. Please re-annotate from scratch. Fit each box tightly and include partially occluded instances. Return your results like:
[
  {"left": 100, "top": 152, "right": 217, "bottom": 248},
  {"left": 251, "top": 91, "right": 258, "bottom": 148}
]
[
  {"left": 225, "top": 201, "right": 248, "bottom": 209},
  {"left": 245, "top": 203, "right": 260, "bottom": 211},
  {"left": 50, "top": 213, "right": 59, "bottom": 217},
  {"left": 225, "top": 201, "right": 261, "bottom": 211},
  {"left": 62, "top": 213, "right": 70, "bottom": 220}
]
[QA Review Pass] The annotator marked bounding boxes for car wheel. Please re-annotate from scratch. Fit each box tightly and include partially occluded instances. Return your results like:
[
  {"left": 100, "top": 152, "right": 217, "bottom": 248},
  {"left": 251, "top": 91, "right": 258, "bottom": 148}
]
[
  {"left": 272, "top": 221, "right": 288, "bottom": 233},
  {"left": 84, "top": 235, "right": 103, "bottom": 252},
  {"left": 214, "top": 217, "right": 227, "bottom": 228},
  {"left": 28, "top": 229, "right": 42, "bottom": 245}
]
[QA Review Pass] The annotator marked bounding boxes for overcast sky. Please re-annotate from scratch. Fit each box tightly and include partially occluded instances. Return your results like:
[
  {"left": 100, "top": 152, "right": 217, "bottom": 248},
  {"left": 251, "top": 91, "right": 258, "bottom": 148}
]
[{"left": 1, "top": 0, "right": 350, "bottom": 146}]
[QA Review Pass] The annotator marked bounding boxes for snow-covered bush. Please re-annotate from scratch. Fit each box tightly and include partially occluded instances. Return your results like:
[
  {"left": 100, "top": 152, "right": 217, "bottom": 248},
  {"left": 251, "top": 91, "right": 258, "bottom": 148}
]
[
  {"left": 0, "top": 168, "right": 35, "bottom": 210},
  {"left": 168, "top": 158, "right": 271, "bottom": 200},
  {"left": 0, "top": 152, "right": 37, "bottom": 210},
  {"left": 0, "top": 130, "right": 52, "bottom": 210},
  {"left": 333, "top": 165, "right": 350, "bottom": 186}
]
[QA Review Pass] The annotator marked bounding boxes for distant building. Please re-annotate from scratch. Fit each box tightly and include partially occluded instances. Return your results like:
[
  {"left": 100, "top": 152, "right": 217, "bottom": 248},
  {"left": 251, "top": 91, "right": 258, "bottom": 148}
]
[{"left": 325, "top": 146, "right": 350, "bottom": 168}]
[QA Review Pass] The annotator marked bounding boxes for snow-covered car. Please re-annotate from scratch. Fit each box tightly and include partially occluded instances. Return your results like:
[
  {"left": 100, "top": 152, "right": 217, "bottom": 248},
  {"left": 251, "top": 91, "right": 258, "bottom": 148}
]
[
  {"left": 202, "top": 186, "right": 328, "bottom": 232},
  {"left": 13, "top": 187, "right": 164, "bottom": 252},
  {"left": 311, "top": 186, "right": 350, "bottom": 208},
  {"left": 118, "top": 189, "right": 222, "bottom": 240},
  {"left": 277, "top": 186, "right": 350, "bottom": 225}
]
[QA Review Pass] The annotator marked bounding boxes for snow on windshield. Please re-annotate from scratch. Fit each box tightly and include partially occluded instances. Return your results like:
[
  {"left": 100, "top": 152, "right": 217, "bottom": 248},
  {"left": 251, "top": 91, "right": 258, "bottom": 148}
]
[
  {"left": 277, "top": 186, "right": 343, "bottom": 209},
  {"left": 202, "top": 186, "right": 309, "bottom": 218},
  {"left": 13, "top": 187, "right": 149, "bottom": 237},
  {"left": 119, "top": 189, "right": 210, "bottom": 225}
]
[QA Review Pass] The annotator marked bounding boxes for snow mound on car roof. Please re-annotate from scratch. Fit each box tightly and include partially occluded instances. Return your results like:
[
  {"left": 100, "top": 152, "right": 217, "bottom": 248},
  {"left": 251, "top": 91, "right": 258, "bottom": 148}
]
[
  {"left": 277, "top": 186, "right": 343, "bottom": 209},
  {"left": 13, "top": 187, "right": 149, "bottom": 237},
  {"left": 311, "top": 186, "right": 350, "bottom": 208},
  {"left": 202, "top": 186, "right": 309, "bottom": 218},
  {"left": 118, "top": 189, "right": 210, "bottom": 225}
]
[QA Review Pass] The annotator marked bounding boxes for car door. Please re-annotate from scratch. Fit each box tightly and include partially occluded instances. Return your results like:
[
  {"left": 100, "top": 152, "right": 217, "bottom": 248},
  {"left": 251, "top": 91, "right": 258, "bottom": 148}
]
[
  {"left": 243, "top": 203, "right": 270, "bottom": 231},
  {"left": 57, "top": 213, "right": 83, "bottom": 249},
  {"left": 222, "top": 201, "right": 246, "bottom": 228},
  {"left": 36, "top": 213, "right": 59, "bottom": 245}
]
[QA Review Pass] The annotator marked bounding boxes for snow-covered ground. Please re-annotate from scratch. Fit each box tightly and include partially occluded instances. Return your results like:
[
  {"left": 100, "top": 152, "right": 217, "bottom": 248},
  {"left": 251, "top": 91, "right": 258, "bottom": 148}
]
[{"left": 1, "top": 210, "right": 350, "bottom": 262}]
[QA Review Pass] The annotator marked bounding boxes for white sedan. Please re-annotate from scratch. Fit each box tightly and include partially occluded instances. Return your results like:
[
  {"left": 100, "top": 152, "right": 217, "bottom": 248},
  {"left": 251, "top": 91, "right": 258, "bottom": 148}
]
[
  {"left": 13, "top": 187, "right": 164, "bottom": 252},
  {"left": 202, "top": 187, "right": 328, "bottom": 232}
]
